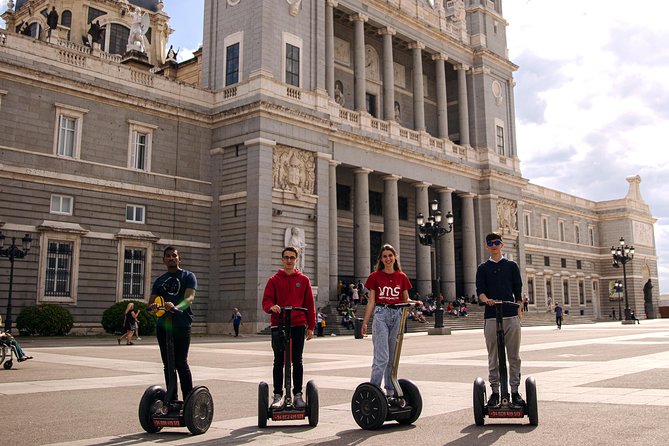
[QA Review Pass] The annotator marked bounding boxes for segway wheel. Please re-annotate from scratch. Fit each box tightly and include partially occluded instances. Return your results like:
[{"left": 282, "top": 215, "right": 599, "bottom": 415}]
[
  {"left": 397, "top": 379, "right": 422, "bottom": 425},
  {"left": 258, "top": 381, "right": 269, "bottom": 428},
  {"left": 3, "top": 360, "right": 13, "bottom": 370},
  {"left": 184, "top": 386, "right": 214, "bottom": 435},
  {"left": 473, "top": 377, "right": 486, "bottom": 426},
  {"left": 351, "top": 383, "right": 388, "bottom": 430},
  {"left": 525, "top": 376, "right": 538, "bottom": 426},
  {"left": 306, "top": 380, "right": 319, "bottom": 426},
  {"left": 138, "top": 385, "right": 166, "bottom": 433}
]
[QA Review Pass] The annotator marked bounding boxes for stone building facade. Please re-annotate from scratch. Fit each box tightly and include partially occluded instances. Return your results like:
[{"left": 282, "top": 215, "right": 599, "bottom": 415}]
[{"left": 0, "top": 0, "right": 659, "bottom": 334}]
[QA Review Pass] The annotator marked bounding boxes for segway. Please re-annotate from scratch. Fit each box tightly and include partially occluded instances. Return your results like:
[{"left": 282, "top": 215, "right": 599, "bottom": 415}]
[
  {"left": 258, "top": 306, "right": 319, "bottom": 427},
  {"left": 473, "top": 300, "right": 538, "bottom": 426},
  {"left": 138, "top": 297, "right": 214, "bottom": 435},
  {"left": 351, "top": 303, "right": 422, "bottom": 430}
]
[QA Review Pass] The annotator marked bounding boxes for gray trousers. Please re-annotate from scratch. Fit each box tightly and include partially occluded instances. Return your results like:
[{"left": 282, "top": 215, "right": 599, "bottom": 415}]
[{"left": 484, "top": 316, "right": 521, "bottom": 393}]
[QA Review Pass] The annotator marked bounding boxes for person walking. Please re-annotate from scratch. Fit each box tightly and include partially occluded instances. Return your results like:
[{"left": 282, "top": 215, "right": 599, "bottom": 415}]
[
  {"left": 231, "top": 308, "right": 242, "bottom": 337},
  {"left": 149, "top": 246, "right": 197, "bottom": 402},
  {"left": 360, "top": 244, "right": 422, "bottom": 403},
  {"left": 117, "top": 302, "right": 138, "bottom": 345},
  {"left": 316, "top": 307, "right": 326, "bottom": 337},
  {"left": 554, "top": 302, "right": 563, "bottom": 329},
  {"left": 476, "top": 233, "right": 524, "bottom": 407},
  {"left": 262, "top": 246, "right": 316, "bottom": 410}
]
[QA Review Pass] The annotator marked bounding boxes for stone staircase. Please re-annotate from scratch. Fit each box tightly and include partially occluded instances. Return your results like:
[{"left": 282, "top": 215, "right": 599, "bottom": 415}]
[{"left": 258, "top": 303, "right": 595, "bottom": 335}]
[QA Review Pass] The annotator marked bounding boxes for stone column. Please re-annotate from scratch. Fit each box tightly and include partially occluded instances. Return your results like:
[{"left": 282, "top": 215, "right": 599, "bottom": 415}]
[
  {"left": 438, "top": 188, "right": 456, "bottom": 299},
  {"left": 455, "top": 63, "right": 470, "bottom": 146},
  {"left": 244, "top": 137, "right": 276, "bottom": 333},
  {"left": 409, "top": 42, "right": 426, "bottom": 131},
  {"left": 354, "top": 168, "right": 373, "bottom": 281},
  {"left": 316, "top": 153, "right": 332, "bottom": 307},
  {"left": 433, "top": 53, "right": 449, "bottom": 139},
  {"left": 415, "top": 182, "right": 431, "bottom": 297},
  {"left": 351, "top": 14, "right": 368, "bottom": 112},
  {"left": 460, "top": 192, "right": 477, "bottom": 299},
  {"left": 325, "top": 0, "right": 338, "bottom": 99},
  {"left": 383, "top": 174, "right": 401, "bottom": 250},
  {"left": 380, "top": 27, "right": 396, "bottom": 122},
  {"left": 329, "top": 160, "right": 341, "bottom": 301}
]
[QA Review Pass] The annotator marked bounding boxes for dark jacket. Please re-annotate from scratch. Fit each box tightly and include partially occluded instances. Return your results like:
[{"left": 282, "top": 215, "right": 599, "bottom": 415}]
[{"left": 476, "top": 257, "right": 522, "bottom": 319}]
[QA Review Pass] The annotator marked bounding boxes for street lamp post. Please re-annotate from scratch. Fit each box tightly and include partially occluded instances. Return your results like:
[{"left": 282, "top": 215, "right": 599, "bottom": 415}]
[
  {"left": 611, "top": 237, "right": 634, "bottom": 322},
  {"left": 416, "top": 199, "right": 453, "bottom": 329},
  {"left": 0, "top": 232, "right": 33, "bottom": 333},
  {"left": 614, "top": 280, "right": 623, "bottom": 321}
]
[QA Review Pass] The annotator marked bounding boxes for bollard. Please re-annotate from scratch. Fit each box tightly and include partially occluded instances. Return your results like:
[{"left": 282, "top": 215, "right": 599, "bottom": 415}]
[{"left": 354, "top": 317, "right": 364, "bottom": 339}]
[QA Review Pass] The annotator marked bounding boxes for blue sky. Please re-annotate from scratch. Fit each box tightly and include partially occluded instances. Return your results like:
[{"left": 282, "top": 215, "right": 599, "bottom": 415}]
[{"left": 3, "top": 0, "right": 667, "bottom": 294}]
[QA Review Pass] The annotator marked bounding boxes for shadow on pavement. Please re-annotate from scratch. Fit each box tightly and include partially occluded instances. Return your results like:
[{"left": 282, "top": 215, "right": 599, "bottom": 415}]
[{"left": 444, "top": 423, "right": 537, "bottom": 445}]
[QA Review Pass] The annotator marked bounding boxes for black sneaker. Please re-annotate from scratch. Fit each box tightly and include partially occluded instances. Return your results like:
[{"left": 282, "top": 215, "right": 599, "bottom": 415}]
[
  {"left": 487, "top": 392, "right": 499, "bottom": 407},
  {"left": 512, "top": 392, "right": 526, "bottom": 406},
  {"left": 294, "top": 392, "right": 306, "bottom": 409},
  {"left": 270, "top": 394, "right": 283, "bottom": 409}
]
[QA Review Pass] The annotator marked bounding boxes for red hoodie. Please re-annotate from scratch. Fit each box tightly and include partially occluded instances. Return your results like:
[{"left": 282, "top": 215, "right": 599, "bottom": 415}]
[{"left": 262, "top": 269, "right": 316, "bottom": 331}]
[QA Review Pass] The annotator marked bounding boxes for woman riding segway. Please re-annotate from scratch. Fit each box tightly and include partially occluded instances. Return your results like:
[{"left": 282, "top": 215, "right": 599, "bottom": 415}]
[{"left": 351, "top": 244, "right": 424, "bottom": 430}]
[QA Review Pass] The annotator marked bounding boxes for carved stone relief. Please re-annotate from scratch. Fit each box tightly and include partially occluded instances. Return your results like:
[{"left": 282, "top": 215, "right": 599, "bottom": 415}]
[
  {"left": 393, "top": 62, "right": 406, "bottom": 88},
  {"left": 287, "top": 0, "right": 302, "bottom": 17},
  {"left": 497, "top": 198, "right": 518, "bottom": 233},
  {"left": 273, "top": 146, "right": 316, "bottom": 199},
  {"left": 633, "top": 220, "right": 654, "bottom": 247},
  {"left": 334, "top": 37, "right": 350, "bottom": 66},
  {"left": 492, "top": 80, "right": 503, "bottom": 106},
  {"left": 365, "top": 45, "right": 379, "bottom": 81},
  {"left": 284, "top": 226, "right": 307, "bottom": 271}
]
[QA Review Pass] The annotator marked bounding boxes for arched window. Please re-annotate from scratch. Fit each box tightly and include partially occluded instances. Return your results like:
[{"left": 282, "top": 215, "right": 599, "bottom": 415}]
[
  {"left": 108, "top": 23, "right": 130, "bottom": 55},
  {"left": 61, "top": 10, "right": 72, "bottom": 28}
]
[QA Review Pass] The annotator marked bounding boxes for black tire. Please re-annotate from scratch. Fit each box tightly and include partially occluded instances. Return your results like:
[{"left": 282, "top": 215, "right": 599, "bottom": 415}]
[
  {"left": 397, "top": 379, "right": 422, "bottom": 425},
  {"left": 473, "top": 377, "right": 486, "bottom": 426},
  {"left": 526, "top": 376, "right": 538, "bottom": 426},
  {"left": 3, "top": 360, "right": 12, "bottom": 370},
  {"left": 306, "top": 380, "right": 319, "bottom": 427},
  {"left": 258, "top": 381, "right": 269, "bottom": 428},
  {"left": 184, "top": 386, "right": 214, "bottom": 435},
  {"left": 138, "top": 385, "right": 165, "bottom": 433},
  {"left": 351, "top": 383, "right": 388, "bottom": 430}
]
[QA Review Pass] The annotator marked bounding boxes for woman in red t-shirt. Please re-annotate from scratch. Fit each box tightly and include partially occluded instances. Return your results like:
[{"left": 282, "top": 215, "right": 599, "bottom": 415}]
[{"left": 361, "top": 244, "right": 421, "bottom": 398}]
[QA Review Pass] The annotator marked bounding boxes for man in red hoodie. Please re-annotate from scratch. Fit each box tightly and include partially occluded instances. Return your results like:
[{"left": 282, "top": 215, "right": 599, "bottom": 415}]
[{"left": 262, "top": 246, "right": 316, "bottom": 410}]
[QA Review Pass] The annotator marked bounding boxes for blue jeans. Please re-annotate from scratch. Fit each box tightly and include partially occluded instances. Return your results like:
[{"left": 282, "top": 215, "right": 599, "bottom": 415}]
[{"left": 370, "top": 306, "right": 402, "bottom": 393}]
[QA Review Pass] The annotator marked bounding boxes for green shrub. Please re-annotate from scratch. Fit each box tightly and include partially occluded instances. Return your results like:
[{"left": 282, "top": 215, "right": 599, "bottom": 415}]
[
  {"left": 16, "top": 304, "right": 74, "bottom": 336},
  {"left": 101, "top": 300, "right": 156, "bottom": 336}
]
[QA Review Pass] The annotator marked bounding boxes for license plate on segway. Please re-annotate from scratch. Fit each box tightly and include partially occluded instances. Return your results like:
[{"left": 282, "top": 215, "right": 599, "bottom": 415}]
[
  {"left": 152, "top": 416, "right": 185, "bottom": 428},
  {"left": 272, "top": 409, "right": 306, "bottom": 421},
  {"left": 487, "top": 407, "right": 525, "bottom": 418}
]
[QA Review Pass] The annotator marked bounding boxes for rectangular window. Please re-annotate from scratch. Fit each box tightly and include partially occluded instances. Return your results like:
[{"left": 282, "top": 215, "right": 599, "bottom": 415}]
[
  {"left": 575, "top": 225, "right": 580, "bottom": 244},
  {"left": 123, "top": 248, "right": 146, "bottom": 299},
  {"left": 525, "top": 254, "right": 532, "bottom": 265},
  {"left": 58, "top": 115, "right": 77, "bottom": 157},
  {"left": 589, "top": 281, "right": 596, "bottom": 303},
  {"left": 336, "top": 184, "right": 351, "bottom": 211},
  {"left": 561, "top": 258, "right": 567, "bottom": 268},
  {"left": 496, "top": 125, "right": 505, "bottom": 155},
  {"left": 131, "top": 131, "right": 148, "bottom": 170},
  {"left": 285, "top": 43, "right": 300, "bottom": 87},
  {"left": 542, "top": 217, "right": 548, "bottom": 239},
  {"left": 126, "top": 204, "right": 145, "bottom": 223},
  {"left": 559, "top": 221, "right": 565, "bottom": 241},
  {"left": 398, "top": 196, "right": 409, "bottom": 221},
  {"left": 579, "top": 280, "right": 585, "bottom": 305},
  {"left": 527, "top": 277, "right": 534, "bottom": 304},
  {"left": 546, "top": 277, "right": 552, "bottom": 305},
  {"left": 45, "top": 241, "right": 73, "bottom": 297},
  {"left": 544, "top": 256, "right": 550, "bottom": 267},
  {"left": 524, "top": 213, "right": 530, "bottom": 237},
  {"left": 225, "top": 43, "right": 240, "bottom": 86},
  {"left": 576, "top": 260, "right": 582, "bottom": 269},
  {"left": 589, "top": 227, "right": 595, "bottom": 246},
  {"left": 366, "top": 93, "right": 377, "bottom": 117},
  {"left": 369, "top": 190, "right": 383, "bottom": 216},
  {"left": 563, "top": 279, "right": 570, "bottom": 305},
  {"left": 50, "top": 194, "right": 73, "bottom": 215}
]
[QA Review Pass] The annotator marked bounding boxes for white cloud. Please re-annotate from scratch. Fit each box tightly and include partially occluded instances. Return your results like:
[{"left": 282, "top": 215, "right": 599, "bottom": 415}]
[{"left": 506, "top": 0, "right": 669, "bottom": 294}]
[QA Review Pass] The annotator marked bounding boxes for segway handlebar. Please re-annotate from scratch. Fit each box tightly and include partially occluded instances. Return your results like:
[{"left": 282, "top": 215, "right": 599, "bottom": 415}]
[
  {"left": 491, "top": 300, "right": 520, "bottom": 307},
  {"left": 280, "top": 306, "right": 308, "bottom": 314},
  {"left": 391, "top": 302, "right": 416, "bottom": 308}
]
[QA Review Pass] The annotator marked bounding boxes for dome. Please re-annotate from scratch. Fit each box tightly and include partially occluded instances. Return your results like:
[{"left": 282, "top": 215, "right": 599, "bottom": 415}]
[{"left": 15, "top": 0, "right": 161, "bottom": 13}]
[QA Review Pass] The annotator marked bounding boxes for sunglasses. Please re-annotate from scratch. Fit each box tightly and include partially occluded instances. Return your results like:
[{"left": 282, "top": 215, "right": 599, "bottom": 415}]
[
  {"left": 486, "top": 240, "right": 503, "bottom": 247},
  {"left": 282, "top": 255, "right": 297, "bottom": 261}
]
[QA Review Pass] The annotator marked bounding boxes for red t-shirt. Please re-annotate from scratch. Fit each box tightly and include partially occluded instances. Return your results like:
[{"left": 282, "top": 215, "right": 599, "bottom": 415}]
[{"left": 365, "top": 270, "right": 412, "bottom": 305}]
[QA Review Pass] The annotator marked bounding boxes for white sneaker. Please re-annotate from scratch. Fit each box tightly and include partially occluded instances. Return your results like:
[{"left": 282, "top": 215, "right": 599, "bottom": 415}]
[
  {"left": 136, "top": 337, "right": 142, "bottom": 341},
  {"left": 270, "top": 394, "right": 283, "bottom": 409}
]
